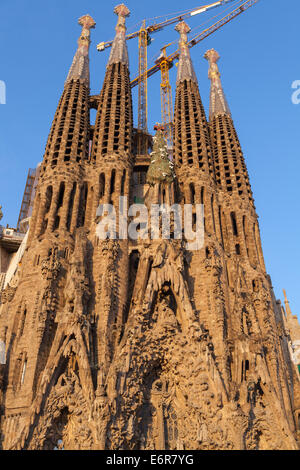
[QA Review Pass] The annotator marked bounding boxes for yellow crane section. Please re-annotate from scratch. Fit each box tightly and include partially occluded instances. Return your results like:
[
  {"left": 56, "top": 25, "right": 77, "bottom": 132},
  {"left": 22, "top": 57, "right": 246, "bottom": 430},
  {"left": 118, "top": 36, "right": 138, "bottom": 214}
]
[{"left": 130, "top": 0, "right": 259, "bottom": 146}]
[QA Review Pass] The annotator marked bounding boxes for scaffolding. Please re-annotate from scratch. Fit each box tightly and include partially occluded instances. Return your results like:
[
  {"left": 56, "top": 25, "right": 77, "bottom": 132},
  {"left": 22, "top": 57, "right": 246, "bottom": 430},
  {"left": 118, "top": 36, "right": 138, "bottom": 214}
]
[{"left": 17, "top": 168, "right": 37, "bottom": 233}]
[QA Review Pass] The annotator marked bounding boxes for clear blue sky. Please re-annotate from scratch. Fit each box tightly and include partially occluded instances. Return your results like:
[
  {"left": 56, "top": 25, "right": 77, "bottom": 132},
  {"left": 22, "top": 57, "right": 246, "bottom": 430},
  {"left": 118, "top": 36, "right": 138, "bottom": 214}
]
[{"left": 0, "top": 0, "right": 299, "bottom": 319}]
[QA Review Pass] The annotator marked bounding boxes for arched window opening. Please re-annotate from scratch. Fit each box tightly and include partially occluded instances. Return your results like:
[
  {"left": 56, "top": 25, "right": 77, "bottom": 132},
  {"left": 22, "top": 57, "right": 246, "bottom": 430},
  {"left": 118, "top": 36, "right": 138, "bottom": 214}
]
[
  {"left": 218, "top": 206, "right": 224, "bottom": 248},
  {"left": 66, "top": 183, "right": 76, "bottom": 232},
  {"left": 201, "top": 187, "right": 205, "bottom": 231},
  {"left": 121, "top": 170, "right": 126, "bottom": 196},
  {"left": 53, "top": 182, "right": 65, "bottom": 231},
  {"left": 99, "top": 173, "right": 105, "bottom": 200},
  {"left": 241, "top": 359, "right": 250, "bottom": 382},
  {"left": 122, "top": 251, "right": 140, "bottom": 339},
  {"left": 76, "top": 183, "right": 88, "bottom": 228},
  {"left": 231, "top": 212, "right": 238, "bottom": 236},
  {"left": 189, "top": 183, "right": 195, "bottom": 204},
  {"left": 110, "top": 169, "right": 116, "bottom": 195},
  {"left": 40, "top": 186, "right": 53, "bottom": 235}
]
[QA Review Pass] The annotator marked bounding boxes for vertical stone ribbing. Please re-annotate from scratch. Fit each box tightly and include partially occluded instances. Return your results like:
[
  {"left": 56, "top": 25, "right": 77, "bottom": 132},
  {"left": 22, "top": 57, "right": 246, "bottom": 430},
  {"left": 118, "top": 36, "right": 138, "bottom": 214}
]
[
  {"left": 40, "top": 15, "right": 95, "bottom": 174},
  {"left": 91, "top": 4, "right": 133, "bottom": 163},
  {"left": 28, "top": 16, "right": 95, "bottom": 242},
  {"left": 173, "top": 22, "right": 214, "bottom": 177},
  {"left": 205, "top": 49, "right": 254, "bottom": 203},
  {"left": 205, "top": 48, "right": 263, "bottom": 271},
  {"left": 210, "top": 114, "right": 253, "bottom": 201}
]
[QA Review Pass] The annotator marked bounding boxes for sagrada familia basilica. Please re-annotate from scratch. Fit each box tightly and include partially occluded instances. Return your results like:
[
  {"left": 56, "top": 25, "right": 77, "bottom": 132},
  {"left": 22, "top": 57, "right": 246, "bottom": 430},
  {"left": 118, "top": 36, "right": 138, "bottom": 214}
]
[{"left": 0, "top": 4, "right": 299, "bottom": 450}]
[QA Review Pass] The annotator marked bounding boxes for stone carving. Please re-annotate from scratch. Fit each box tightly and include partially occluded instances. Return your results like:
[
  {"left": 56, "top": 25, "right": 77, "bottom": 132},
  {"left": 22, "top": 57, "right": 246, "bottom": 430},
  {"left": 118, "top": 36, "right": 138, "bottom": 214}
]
[{"left": 0, "top": 6, "right": 299, "bottom": 452}]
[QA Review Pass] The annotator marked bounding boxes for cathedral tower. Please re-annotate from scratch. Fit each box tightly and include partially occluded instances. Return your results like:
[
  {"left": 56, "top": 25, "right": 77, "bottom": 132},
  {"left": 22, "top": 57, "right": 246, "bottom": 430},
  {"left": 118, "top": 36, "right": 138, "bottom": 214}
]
[
  {"left": 0, "top": 5, "right": 299, "bottom": 451},
  {"left": 88, "top": 4, "right": 134, "bottom": 380},
  {"left": 173, "top": 22, "right": 229, "bottom": 371},
  {"left": 0, "top": 15, "right": 97, "bottom": 450}
]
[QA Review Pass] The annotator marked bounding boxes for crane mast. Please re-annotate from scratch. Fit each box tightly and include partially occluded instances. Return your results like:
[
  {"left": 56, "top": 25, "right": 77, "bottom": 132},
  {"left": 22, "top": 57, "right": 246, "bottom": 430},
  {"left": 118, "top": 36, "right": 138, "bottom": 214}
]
[{"left": 137, "top": 21, "right": 149, "bottom": 154}]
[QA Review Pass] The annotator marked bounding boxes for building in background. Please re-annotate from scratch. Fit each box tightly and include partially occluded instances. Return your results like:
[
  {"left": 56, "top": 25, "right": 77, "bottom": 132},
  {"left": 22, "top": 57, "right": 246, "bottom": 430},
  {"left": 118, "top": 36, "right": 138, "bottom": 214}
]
[{"left": 0, "top": 163, "right": 41, "bottom": 297}]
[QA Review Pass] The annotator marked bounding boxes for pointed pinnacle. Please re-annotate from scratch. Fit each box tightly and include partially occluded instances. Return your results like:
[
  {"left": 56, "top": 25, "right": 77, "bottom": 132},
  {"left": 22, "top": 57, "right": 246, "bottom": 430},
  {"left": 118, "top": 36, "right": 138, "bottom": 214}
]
[
  {"left": 65, "top": 15, "right": 95, "bottom": 86},
  {"left": 204, "top": 48, "right": 220, "bottom": 65},
  {"left": 77, "top": 15, "right": 96, "bottom": 48},
  {"left": 107, "top": 4, "right": 130, "bottom": 67},
  {"left": 283, "top": 289, "right": 293, "bottom": 319},
  {"left": 204, "top": 48, "right": 221, "bottom": 82},
  {"left": 204, "top": 48, "right": 231, "bottom": 119},
  {"left": 175, "top": 21, "right": 191, "bottom": 47},
  {"left": 175, "top": 20, "right": 197, "bottom": 84},
  {"left": 114, "top": 4, "right": 130, "bottom": 18},
  {"left": 78, "top": 15, "right": 96, "bottom": 30},
  {"left": 114, "top": 4, "right": 130, "bottom": 34}
]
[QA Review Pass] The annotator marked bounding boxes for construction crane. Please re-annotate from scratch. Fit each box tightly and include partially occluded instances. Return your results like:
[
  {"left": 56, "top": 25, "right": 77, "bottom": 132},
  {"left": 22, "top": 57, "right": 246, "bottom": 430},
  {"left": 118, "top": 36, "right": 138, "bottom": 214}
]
[
  {"left": 130, "top": 0, "right": 259, "bottom": 146},
  {"left": 97, "top": 0, "right": 238, "bottom": 146}
]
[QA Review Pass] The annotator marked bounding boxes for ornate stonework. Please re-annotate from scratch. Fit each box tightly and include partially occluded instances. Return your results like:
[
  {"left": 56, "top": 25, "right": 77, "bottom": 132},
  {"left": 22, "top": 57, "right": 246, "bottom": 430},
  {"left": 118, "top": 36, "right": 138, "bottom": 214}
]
[{"left": 0, "top": 7, "right": 299, "bottom": 451}]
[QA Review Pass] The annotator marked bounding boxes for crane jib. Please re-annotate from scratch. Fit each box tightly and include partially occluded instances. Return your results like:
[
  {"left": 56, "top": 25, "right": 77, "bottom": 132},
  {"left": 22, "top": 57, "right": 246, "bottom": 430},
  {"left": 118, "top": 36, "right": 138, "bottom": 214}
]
[{"left": 190, "top": 0, "right": 236, "bottom": 17}]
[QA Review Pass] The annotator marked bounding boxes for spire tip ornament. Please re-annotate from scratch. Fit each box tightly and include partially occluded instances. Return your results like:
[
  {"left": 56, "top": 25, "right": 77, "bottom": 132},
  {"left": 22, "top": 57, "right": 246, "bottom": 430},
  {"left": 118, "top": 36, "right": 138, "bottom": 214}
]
[
  {"left": 107, "top": 3, "right": 130, "bottom": 67},
  {"left": 204, "top": 48, "right": 231, "bottom": 119},
  {"left": 78, "top": 15, "right": 96, "bottom": 30},
  {"left": 175, "top": 20, "right": 197, "bottom": 84},
  {"left": 65, "top": 14, "right": 95, "bottom": 86},
  {"left": 114, "top": 4, "right": 130, "bottom": 19}
]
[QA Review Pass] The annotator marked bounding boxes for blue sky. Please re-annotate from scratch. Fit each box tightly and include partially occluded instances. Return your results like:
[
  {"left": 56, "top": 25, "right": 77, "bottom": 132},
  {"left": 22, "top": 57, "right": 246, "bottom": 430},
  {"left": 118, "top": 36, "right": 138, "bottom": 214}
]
[{"left": 0, "top": 0, "right": 299, "bottom": 319}]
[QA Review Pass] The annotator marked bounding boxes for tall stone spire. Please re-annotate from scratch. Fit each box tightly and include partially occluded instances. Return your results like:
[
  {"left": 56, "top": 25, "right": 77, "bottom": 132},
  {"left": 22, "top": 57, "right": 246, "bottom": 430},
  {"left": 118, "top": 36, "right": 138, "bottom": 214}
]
[
  {"left": 205, "top": 48, "right": 254, "bottom": 203},
  {"left": 30, "top": 15, "right": 95, "bottom": 241},
  {"left": 91, "top": 4, "right": 133, "bottom": 162},
  {"left": 175, "top": 21, "right": 197, "bottom": 84},
  {"left": 204, "top": 48, "right": 230, "bottom": 120},
  {"left": 173, "top": 20, "right": 214, "bottom": 175},
  {"left": 90, "top": 4, "right": 133, "bottom": 381},
  {"left": 1, "top": 8, "right": 300, "bottom": 453},
  {"left": 65, "top": 15, "right": 96, "bottom": 86},
  {"left": 107, "top": 4, "right": 130, "bottom": 67}
]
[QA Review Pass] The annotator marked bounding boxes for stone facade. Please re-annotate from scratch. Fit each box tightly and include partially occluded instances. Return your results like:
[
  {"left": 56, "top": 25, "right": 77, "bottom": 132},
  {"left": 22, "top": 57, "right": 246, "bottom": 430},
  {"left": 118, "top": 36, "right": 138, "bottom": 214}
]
[{"left": 0, "top": 6, "right": 299, "bottom": 450}]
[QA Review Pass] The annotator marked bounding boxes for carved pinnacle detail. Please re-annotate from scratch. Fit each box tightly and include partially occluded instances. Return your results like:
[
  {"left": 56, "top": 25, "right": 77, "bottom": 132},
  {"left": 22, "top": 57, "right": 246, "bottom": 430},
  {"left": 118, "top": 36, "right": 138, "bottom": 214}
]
[
  {"left": 175, "top": 20, "right": 197, "bottom": 84},
  {"left": 204, "top": 48, "right": 231, "bottom": 119}
]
